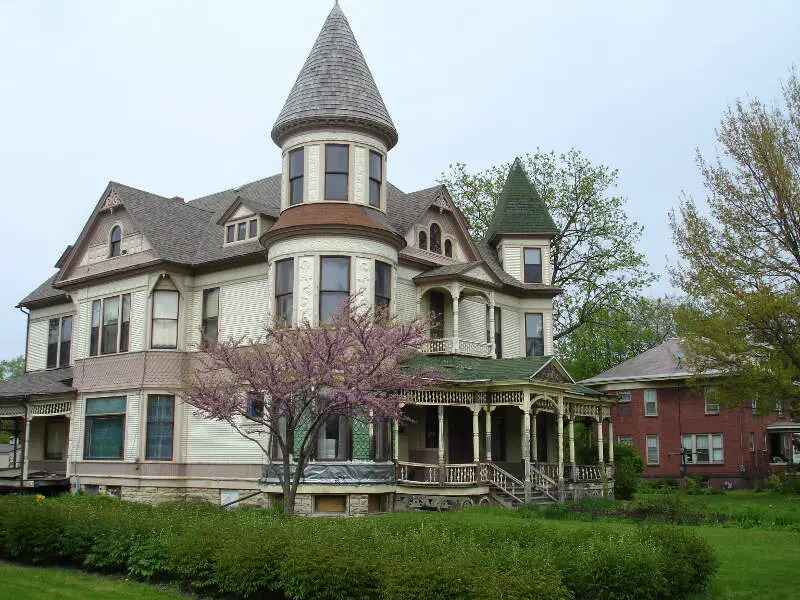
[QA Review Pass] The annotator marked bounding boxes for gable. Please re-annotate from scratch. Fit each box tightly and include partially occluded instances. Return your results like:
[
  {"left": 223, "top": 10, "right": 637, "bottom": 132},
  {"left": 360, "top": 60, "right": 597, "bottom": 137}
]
[
  {"left": 403, "top": 188, "right": 478, "bottom": 262},
  {"left": 462, "top": 264, "right": 497, "bottom": 284}
]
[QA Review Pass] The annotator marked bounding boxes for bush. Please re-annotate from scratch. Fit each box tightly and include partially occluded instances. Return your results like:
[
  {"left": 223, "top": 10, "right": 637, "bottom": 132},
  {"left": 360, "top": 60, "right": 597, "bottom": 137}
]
[
  {"left": 613, "top": 442, "right": 644, "bottom": 500},
  {"left": 0, "top": 494, "right": 716, "bottom": 600}
]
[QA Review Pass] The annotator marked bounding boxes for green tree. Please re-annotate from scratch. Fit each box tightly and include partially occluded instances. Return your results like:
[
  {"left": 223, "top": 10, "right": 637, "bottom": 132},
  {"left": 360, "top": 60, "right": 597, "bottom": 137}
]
[
  {"left": 0, "top": 356, "right": 23, "bottom": 381},
  {"left": 613, "top": 442, "right": 644, "bottom": 500},
  {"left": 559, "top": 295, "right": 679, "bottom": 380},
  {"left": 669, "top": 67, "right": 800, "bottom": 413},
  {"left": 441, "top": 149, "right": 655, "bottom": 341}
]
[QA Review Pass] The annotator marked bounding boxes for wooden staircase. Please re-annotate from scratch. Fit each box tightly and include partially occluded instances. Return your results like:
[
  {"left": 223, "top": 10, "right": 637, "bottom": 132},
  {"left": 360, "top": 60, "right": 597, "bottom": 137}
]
[{"left": 485, "top": 463, "right": 557, "bottom": 507}]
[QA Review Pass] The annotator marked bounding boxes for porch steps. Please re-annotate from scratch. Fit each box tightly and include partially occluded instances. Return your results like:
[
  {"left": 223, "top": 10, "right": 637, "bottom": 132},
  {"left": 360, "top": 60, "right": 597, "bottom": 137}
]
[{"left": 486, "top": 463, "right": 556, "bottom": 508}]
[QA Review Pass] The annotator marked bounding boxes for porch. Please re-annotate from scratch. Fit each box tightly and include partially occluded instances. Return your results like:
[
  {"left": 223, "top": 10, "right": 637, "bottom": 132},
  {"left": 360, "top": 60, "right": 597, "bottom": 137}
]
[{"left": 417, "top": 283, "right": 495, "bottom": 358}]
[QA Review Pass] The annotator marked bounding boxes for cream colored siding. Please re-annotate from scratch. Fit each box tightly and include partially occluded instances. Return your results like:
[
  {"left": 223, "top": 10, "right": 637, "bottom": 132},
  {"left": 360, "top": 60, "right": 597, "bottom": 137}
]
[
  {"left": 185, "top": 412, "right": 266, "bottom": 463},
  {"left": 502, "top": 245, "right": 522, "bottom": 280},
  {"left": 26, "top": 303, "right": 76, "bottom": 371},
  {"left": 501, "top": 306, "right": 522, "bottom": 358},
  {"left": 219, "top": 278, "right": 270, "bottom": 342},
  {"left": 125, "top": 393, "right": 141, "bottom": 461},
  {"left": 459, "top": 298, "right": 486, "bottom": 344},
  {"left": 69, "top": 398, "right": 85, "bottom": 462},
  {"left": 129, "top": 290, "right": 147, "bottom": 352},
  {"left": 395, "top": 278, "right": 417, "bottom": 322},
  {"left": 544, "top": 312, "right": 554, "bottom": 355}
]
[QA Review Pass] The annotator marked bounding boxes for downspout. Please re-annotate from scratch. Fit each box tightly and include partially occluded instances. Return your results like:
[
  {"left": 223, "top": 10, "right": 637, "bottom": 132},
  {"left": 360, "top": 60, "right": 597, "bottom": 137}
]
[
  {"left": 18, "top": 307, "right": 30, "bottom": 373},
  {"left": 19, "top": 403, "right": 27, "bottom": 491}
]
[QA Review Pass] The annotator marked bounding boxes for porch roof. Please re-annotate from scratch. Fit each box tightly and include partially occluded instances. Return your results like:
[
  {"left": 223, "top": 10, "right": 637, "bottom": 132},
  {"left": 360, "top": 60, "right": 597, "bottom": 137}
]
[
  {"left": 0, "top": 367, "right": 74, "bottom": 400},
  {"left": 402, "top": 353, "right": 604, "bottom": 396}
]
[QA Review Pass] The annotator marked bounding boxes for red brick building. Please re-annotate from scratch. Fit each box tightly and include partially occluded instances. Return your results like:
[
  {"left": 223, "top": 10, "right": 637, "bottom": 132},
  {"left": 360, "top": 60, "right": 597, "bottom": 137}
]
[{"left": 583, "top": 339, "right": 799, "bottom": 488}]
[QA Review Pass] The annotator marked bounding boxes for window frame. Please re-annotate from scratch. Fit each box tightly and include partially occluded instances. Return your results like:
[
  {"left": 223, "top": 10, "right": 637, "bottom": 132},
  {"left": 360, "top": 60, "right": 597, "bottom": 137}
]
[
  {"left": 247, "top": 391, "right": 265, "bottom": 420},
  {"left": 201, "top": 287, "right": 220, "bottom": 341},
  {"left": 644, "top": 389, "right": 658, "bottom": 416},
  {"left": 275, "top": 258, "right": 294, "bottom": 326},
  {"left": 316, "top": 413, "right": 351, "bottom": 461},
  {"left": 324, "top": 144, "right": 349, "bottom": 201},
  {"left": 368, "top": 150, "right": 382, "bottom": 208},
  {"left": 681, "top": 433, "right": 724, "bottom": 464},
  {"left": 704, "top": 386, "right": 720, "bottom": 415},
  {"left": 90, "top": 294, "right": 131, "bottom": 357},
  {"left": 289, "top": 147, "right": 304, "bottom": 205},
  {"left": 374, "top": 260, "right": 391, "bottom": 313},
  {"left": 145, "top": 394, "right": 175, "bottom": 461},
  {"left": 524, "top": 312, "right": 544, "bottom": 357},
  {"left": 617, "top": 435, "right": 633, "bottom": 444},
  {"left": 429, "top": 223, "right": 442, "bottom": 254},
  {"left": 418, "top": 230, "right": 427, "bottom": 251},
  {"left": 319, "top": 256, "right": 351, "bottom": 324},
  {"left": 151, "top": 289, "right": 180, "bottom": 350},
  {"left": 523, "top": 247, "right": 543, "bottom": 283},
  {"left": 47, "top": 317, "right": 60, "bottom": 369},
  {"left": 84, "top": 396, "right": 126, "bottom": 460},
  {"left": 646, "top": 434, "right": 659, "bottom": 465},
  {"left": 109, "top": 225, "right": 122, "bottom": 258},
  {"left": 224, "top": 217, "right": 259, "bottom": 245},
  {"left": 444, "top": 239, "right": 453, "bottom": 258},
  {"left": 617, "top": 390, "right": 632, "bottom": 403}
]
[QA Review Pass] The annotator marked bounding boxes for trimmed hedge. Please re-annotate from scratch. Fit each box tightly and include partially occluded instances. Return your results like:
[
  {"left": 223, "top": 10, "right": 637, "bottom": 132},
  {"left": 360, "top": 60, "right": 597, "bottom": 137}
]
[{"left": 0, "top": 494, "right": 716, "bottom": 599}]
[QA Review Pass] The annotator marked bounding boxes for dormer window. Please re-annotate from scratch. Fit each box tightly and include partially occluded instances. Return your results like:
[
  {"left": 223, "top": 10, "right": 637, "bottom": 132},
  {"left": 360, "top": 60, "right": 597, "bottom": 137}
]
[
  {"left": 325, "top": 144, "right": 349, "bottom": 201},
  {"left": 430, "top": 223, "right": 442, "bottom": 254},
  {"left": 369, "top": 151, "right": 382, "bottom": 207},
  {"left": 109, "top": 226, "right": 121, "bottom": 257},
  {"left": 289, "top": 147, "right": 304, "bottom": 205},
  {"left": 444, "top": 239, "right": 453, "bottom": 258},
  {"left": 418, "top": 230, "right": 427, "bottom": 251},
  {"left": 224, "top": 218, "right": 259, "bottom": 245},
  {"left": 523, "top": 248, "right": 542, "bottom": 283}
]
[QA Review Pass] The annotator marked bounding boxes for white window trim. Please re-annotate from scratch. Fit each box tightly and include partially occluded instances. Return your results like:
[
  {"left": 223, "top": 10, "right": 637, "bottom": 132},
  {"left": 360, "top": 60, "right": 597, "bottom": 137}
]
[
  {"left": 681, "top": 433, "right": 724, "bottom": 464},
  {"left": 704, "top": 387, "right": 720, "bottom": 415},
  {"left": 617, "top": 390, "right": 631, "bottom": 403},
  {"left": 224, "top": 216, "right": 260, "bottom": 245},
  {"left": 617, "top": 435, "right": 633, "bottom": 444},
  {"left": 646, "top": 435, "right": 659, "bottom": 465},
  {"left": 644, "top": 388, "right": 658, "bottom": 416}
]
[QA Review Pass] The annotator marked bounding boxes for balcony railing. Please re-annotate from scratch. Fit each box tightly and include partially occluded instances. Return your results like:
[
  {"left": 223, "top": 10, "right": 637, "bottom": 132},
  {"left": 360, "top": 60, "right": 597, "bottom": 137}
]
[
  {"left": 421, "top": 338, "right": 491, "bottom": 357},
  {"left": 398, "top": 461, "right": 614, "bottom": 487}
]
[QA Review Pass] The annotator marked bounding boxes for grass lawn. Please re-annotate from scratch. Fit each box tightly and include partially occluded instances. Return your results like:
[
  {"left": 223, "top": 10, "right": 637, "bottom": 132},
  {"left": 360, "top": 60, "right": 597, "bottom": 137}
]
[
  {"left": 0, "top": 562, "right": 185, "bottom": 600},
  {"left": 676, "top": 490, "right": 800, "bottom": 527}
]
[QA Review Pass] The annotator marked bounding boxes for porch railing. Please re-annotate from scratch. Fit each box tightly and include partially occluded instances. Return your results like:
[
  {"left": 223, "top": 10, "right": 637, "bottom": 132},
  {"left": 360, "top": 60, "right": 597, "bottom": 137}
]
[
  {"left": 445, "top": 463, "right": 478, "bottom": 485},
  {"left": 421, "top": 338, "right": 491, "bottom": 357},
  {"left": 422, "top": 338, "right": 454, "bottom": 354},
  {"left": 397, "top": 461, "right": 613, "bottom": 488},
  {"left": 396, "top": 461, "right": 439, "bottom": 486},
  {"left": 457, "top": 340, "right": 491, "bottom": 357},
  {"left": 533, "top": 462, "right": 614, "bottom": 482}
]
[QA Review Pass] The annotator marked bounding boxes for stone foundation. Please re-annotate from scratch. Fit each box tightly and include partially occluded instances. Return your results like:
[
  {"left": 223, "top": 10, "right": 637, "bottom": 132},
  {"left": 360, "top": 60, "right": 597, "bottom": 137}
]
[{"left": 81, "top": 484, "right": 273, "bottom": 508}]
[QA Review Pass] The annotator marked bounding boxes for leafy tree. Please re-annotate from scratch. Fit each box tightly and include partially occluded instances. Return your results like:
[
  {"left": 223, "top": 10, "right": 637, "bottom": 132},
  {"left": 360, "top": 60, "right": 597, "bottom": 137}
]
[
  {"left": 612, "top": 442, "right": 645, "bottom": 500},
  {"left": 441, "top": 149, "right": 655, "bottom": 341},
  {"left": 0, "top": 356, "right": 24, "bottom": 381},
  {"left": 560, "top": 295, "right": 678, "bottom": 380},
  {"left": 183, "top": 299, "right": 432, "bottom": 515},
  {"left": 669, "top": 67, "right": 800, "bottom": 413}
]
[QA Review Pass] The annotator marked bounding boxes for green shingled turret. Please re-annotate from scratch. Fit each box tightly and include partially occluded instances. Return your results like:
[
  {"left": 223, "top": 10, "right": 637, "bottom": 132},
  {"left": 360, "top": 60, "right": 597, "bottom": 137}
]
[{"left": 485, "top": 158, "right": 558, "bottom": 243}]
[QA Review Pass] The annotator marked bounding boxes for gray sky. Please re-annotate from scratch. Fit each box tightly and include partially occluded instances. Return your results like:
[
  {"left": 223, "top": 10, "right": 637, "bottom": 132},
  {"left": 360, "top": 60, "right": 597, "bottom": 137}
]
[{"left": 0, "top": 0, "right": 797, "bottom": 360}]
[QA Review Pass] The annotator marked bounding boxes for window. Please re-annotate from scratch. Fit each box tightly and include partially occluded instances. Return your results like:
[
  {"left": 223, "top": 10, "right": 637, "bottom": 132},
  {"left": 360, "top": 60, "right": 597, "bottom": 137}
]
[
  {"left": 59, "top": 315, "right": 72, "bottom": 367},
  {"left": 201, "top": 288, "right": 219, "bottom": 340},
  {"left": 369, "top": 151, "right": 382, "bottom": 207},
  {"left": 644, "top": 389, "right": 658, "bottom": 416},
  {"left": 319, "top": 257, "right": 350, "bottom": 324},
  {"left": 275, "top": 259, "right": 294, "bottom": 326},
  {"left": 704, "top": 387, "right": 720, "bottom": 414},
  {"left": 325, "top": 144, "right": 348, "bottom": 200},
  {"left": 646, "top": 435, "right": 659, "bottom": 464},
  {"left": 429, "top": 291, "right": 445, "bottom": 339},
  {"left": 289, "top": 147, "right": 304, "bottom": 205},
  {"left": 84, "top": 396, "right": 126, "bottom": 460},
  {"left": 424, "top": 406, "right": 439, "bottom": 448},
  {"left": 371, "top": 420, "right": 391, "bottom": 461},
  {"left": 523, "top": 248, "right": 542, "bottom": 283},
  {"left": 225, "top": 218, "right": 259, "bottom": 244},
  {"left": 617, "top": 391, "right": 632, "bottom": 403},
  {"left": 247, "top": 391, "right": 264, "bottom": 419},
  {"left": 487, "top": 306, "right": 502, "bottom": 359},
  {"left": 682, "top": 433, "right": 723, "bottom": 464},
  {"left": 617, "top": 435, "right": 633, "bottom": 444},
  {"left": 248, "top": 219, "right": 258, "bottom": 238},
  {"left": 109, "top": 225, "right": 121, "bottom": 258},
  {"left": 152, "top": 290, "right": 179, "bottom": 349},
  {"left": 317, "top": 414, "right": 348, "bottom": 460},
  {"left": 237, "top": 221, "right": 247, "bottom": 241},
  {"left": 444, "top": 239, "right": 453, "bottom": 258},
  {"left": 226, "top": 224, "right": 235, "bottom": 243},
  {"left": 418, "top": 230, "right": 427, "bottom": 251},
  {"left": 146, "top": 395, "right": 174, "bottom": 460},
  {"left": 525, "top": 313, "right": 544, "bottom": 357},
  {"left": 90, "top": 294, "right": 131, "bottom": 357},
  {"left": 45, "top": 418, "right": 67, "bottom": 460},
  {"left": 375, "top": 261, "right": 391, "bottom": 312},
  {"left": 776, "top": 399, "right": 783, "bottom": 417},
  {"left": 47, "top": 317, "right": 72, "bottom": 369},
  {"left": 749, "top": 432, "right": 755, "bottom": 452},
  {"left": 429, "top": 223, "right": 442, "bottom": 254},
  {"left": 752, "top": 396, "right": 758, "bottom": 415}
]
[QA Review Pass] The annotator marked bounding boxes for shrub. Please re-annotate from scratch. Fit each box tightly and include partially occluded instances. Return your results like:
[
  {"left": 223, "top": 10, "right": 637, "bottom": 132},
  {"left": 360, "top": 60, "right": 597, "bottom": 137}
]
[{"left": 613, "top": 442, "right": 644, "bottom": 500}]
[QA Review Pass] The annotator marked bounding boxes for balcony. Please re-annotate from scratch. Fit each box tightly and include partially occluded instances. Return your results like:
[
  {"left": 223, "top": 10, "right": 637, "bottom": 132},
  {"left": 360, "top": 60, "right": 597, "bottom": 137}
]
[{"left": 421, "top": 337, "right": 492, "bottom": 357}]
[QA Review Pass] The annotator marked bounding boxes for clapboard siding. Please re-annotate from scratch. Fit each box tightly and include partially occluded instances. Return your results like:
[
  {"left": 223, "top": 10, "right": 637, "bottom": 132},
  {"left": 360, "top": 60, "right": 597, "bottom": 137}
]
[
  {"left": 219, "top": 277, "right": 270, "bottom": 342},
  {"left": 185, "top": 412, "right": 266, "bottom": 463},
  {"left": 395, "top": 278, "right": 417, "bottom": 322},
  {"left": 501, "top": 307, "right": 522, "bottom": 358},
  {"left": 459, "top": 297, "right": 486, "bottom": 344},
  {"left": 125, "top": 393, "right": 141, "bottom": 461}
]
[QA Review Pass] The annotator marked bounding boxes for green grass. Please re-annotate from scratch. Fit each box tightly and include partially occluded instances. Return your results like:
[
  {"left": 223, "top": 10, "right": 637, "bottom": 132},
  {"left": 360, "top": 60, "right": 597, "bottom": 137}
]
[
  {"left": 0, "top": 562, "right": 185, "bottom": 600},
  {"left": 677, "top": 490, "right": 800, "bottom": 526}
]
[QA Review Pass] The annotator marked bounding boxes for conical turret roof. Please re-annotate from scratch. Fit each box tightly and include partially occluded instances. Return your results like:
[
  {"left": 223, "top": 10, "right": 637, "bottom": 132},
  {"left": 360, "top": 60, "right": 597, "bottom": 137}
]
[
  {"left": 485, "top": 158, "right": 559, "bottom": 243},
  {"left": 271, "top": 4, "right": 398, "bottom": 149}
]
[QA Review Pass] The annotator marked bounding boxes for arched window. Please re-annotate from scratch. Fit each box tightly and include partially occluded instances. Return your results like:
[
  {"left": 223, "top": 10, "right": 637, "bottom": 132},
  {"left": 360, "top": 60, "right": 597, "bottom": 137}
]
[
  {"left": 430, "top": 223, "right": 442, "bottom": 254},
  {"left": 418, "top": 230, "right": 427, "bottom": 251},
  {"left": 444, "top": 239, "right": 453, "bottom": 258},
  {"left": 109, "top": 226, "right": 121, "bottom": 257}
]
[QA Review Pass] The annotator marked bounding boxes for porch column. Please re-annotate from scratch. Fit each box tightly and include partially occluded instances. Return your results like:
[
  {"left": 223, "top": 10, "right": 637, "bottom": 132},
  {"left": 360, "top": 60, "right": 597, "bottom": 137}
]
[
  {"left": 471, "top": 405, "right": 481, "bottom": 464},
  {"left": 557, "top": 398, "right": 565, "bottom": 485},
  {"left": 392, "top": 419, "right": 399, "bottom": 462},
  {"left": 521, "top": 401, "right": 532, "bottom": 502},
  {"left": 568, "top": 418, "right": 576, "bottom": 472},
  {"left": 597, "top": 415, "right": 605, "bottom": 465},
  {"left": 607, "top": 418, "right": 614, "bottom": 463},
  {"left": 21, "top": 412, "right": 32, "bottom": 481},
  {"left": 530, "top": 410, "right": 538, "bottom": 463},
  {"left": 485, "top": 406, "right": 493, "bottom": 461},
  {"left": 438, "top": 404, "right": 445, "bottom": 484},
  {"left": 488, "top": 297, "right": 496, "bottom": 358},
  {"left": 451, "top": 285, "right": 460, "bottom": 353}
]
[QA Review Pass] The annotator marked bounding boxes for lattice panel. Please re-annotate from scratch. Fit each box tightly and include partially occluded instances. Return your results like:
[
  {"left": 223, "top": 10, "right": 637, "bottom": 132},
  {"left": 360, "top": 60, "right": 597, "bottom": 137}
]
[
  {"left": 0, "top": 405, "right": 24, "bottom": 417},
  {"left": 488, "top": 390, "right": 523, "bottom": 404},
  {"left": 404, "top": 390, "right": 478, "bottom": 405},
  {"left": 29, "top": 402, "right": 72, "bottom": 416},
  {"left": 351, "top": 419, "right": 370, "bottom": 460},
  {"left": 571, "top": 403, "right": 600, "bottom": 419}
]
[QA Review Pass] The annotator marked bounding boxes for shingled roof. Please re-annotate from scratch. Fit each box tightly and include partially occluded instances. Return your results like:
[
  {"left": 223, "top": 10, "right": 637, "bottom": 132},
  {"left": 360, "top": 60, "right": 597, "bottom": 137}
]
[
  {"left": 271, "top": 4, "right": 398, "bottom": 150},
  {"left": 0, "top": 367, "right": 74, "bottom": 399},
  {"left": 581, "top": 339, "right": 694, "bottom": 384},
  {"left": 485, "top": 158, "right": 558, "bottom": 244}
]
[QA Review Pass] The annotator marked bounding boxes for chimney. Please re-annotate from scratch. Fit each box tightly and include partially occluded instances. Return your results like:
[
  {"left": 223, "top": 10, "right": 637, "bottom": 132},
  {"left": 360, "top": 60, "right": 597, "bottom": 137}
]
[{"left": 171, "top": 196, "right": 185, "bottom": 203}]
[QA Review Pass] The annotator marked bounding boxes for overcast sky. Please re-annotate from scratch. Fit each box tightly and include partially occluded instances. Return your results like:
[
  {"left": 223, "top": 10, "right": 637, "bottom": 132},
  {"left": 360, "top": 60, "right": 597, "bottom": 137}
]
[{"left": 0, "top": 0, "right": 797, "bottom": 361}]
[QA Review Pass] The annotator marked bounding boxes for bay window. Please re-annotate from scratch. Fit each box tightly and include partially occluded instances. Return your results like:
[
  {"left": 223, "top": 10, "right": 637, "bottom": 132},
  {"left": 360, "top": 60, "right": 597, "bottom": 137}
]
[
  {"left": 84, "top": 396, "right": 126, "bottom": 460},
  {"left": 525, "top": 313, "right": 544, "bottom": 356},
  {"left": 371, "top": 420, "right": 391, "bottom": 461},
  {"left": 369, "top": 151, "right": 382, "bottom": 207},
  {"left": 201, "top": 287, "right": 220, "bottom": 340},
  {"left": 152, "top": 290, "right": 179, "bottom": 349},
  {"left": 317, "top": 414, "right": 349, "bottom": 460},
  {"left": 319, "top": 256, "right": 350, "bottom": 324},
  {"left": 374, "top": 260, "right": 391, "bottom": 312},
  {"left": 146, "top": 395, "right": 174, "bottom": 460},
  {"left": 275, "top": 259, "right": 294, "bottom": 326},
  {"left": 90, "top": 294, "right": 131, "bottom": 357},
  {"left": 289, "top": 147, "right": 304, "bottom": 204},
  {"left": 47, "top": 315, "right": 72, "bottom": 369},
  {"left": 325, "top": 144, "right": 349, "bottom": 201}
]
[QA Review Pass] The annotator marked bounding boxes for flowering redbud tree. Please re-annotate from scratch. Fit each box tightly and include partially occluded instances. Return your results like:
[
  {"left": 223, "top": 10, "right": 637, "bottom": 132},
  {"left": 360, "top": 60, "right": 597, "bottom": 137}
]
[{"left": 184, "top": 298, "right": 433, "bottom": 514}]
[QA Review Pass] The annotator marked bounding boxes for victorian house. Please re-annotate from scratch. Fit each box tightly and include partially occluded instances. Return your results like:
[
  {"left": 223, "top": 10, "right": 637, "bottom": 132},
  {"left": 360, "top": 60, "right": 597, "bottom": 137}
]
[{"left": 0, "top": 4, "right": 614, "bottom": 514}]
